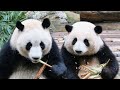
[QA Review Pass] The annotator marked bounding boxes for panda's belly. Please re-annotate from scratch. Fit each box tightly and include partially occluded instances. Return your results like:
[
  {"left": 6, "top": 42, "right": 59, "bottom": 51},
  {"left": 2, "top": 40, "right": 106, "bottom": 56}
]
[
  {"left": 79, "top": 57, "right": 100, "bottom": 66},
  {"left": 9, "top": 63, "right": 47, "bottom": 79},
  {"left": 78, "top": 57, "right": 102, "bottom": 79}
]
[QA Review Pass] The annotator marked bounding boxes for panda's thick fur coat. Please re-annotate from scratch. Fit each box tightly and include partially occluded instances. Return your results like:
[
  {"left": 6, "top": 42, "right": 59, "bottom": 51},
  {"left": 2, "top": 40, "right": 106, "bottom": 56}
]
[
  {"left": 61, "top": 21, "right": 119, "bottom": 79},
  {"left": 0, "top": 18, "right": 67, "bottom": 79}
]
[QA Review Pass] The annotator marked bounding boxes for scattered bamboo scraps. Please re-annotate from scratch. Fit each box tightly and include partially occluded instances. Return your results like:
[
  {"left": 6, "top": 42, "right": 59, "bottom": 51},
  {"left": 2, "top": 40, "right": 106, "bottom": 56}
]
[{"left": 78, "top": 59, "right": 110, "bottom": 79}]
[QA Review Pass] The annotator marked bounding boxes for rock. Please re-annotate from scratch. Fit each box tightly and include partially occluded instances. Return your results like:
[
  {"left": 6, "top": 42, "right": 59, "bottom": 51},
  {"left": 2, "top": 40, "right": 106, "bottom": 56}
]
[
  {"left": 80, "top": 11, "right": 120, "bottom": 22},
  {"left": 25, "top": 11, "right": 81, "bottom": 32},
  {"left": 65, "top": 11, "right": 80, "bottom": 24},
  {"left": 55, "top": 11, "right": 68, "bottom": 24},
  {"left": 26, "top": 11, "right": 68, "bottom": 32},
  {"left": 26, "top": 11, "right": 50, "bottom": 19},
  {"left": 72, "top": 11, "right": 81, "bottom": 14}
]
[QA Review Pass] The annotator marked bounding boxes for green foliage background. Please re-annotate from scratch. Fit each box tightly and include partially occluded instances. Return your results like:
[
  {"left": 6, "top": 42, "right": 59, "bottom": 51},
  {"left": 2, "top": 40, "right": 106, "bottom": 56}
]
[{"left": 0, "top": 11, "right": 27, "bottom": 47}]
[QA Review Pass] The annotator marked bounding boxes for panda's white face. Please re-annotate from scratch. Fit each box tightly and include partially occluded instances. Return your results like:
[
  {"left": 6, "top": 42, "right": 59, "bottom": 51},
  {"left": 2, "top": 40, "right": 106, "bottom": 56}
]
[
  {"left": 64, "top": 21, "right": 104, "bottom": 56},
  {"left": 10, "top": 19, "right": 52, "bottom": 63},
  {"left": 16, "top": 29, "right": 52, "bottom": 63}
]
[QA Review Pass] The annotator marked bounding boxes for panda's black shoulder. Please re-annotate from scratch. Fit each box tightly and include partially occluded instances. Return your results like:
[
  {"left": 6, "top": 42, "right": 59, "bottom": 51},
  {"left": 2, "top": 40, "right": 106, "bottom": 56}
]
[
  {"left": 96, "top": 42, "right": 116, "bottom": 63},
  {"left": 0, "top": 40, "right": 18, "bottom": 78},
  {"left": 97, "top": 43, "right": 113, "bottom": 56},
  {"left": 0, "top": 40, "right": 14, "bottom": 59}
]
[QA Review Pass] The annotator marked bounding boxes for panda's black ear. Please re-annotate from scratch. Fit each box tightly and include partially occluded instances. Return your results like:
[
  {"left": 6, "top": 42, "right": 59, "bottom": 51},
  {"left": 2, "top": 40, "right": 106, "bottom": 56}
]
[
  {"left": 65, "top": 25, "right": 73, "bottom": 32},
  {"left": 16, "top": 21, "right": 24, "bottom": 31},
  {"left": 94, "top": 26, "right": 102, "bottom": 34},
  {"left": 42, "top": 18, "right": 50, "bottom": 29}
]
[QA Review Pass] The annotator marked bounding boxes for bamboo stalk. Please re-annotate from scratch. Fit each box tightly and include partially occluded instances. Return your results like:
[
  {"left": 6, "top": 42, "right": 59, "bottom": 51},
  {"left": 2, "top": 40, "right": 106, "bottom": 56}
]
[
  {"left": 100, "top": 59, "right": 110, "bottom": 67},
  {"left": 82, "top": 73, "right": 91, "bottom": 79},
  {"left": 81, "top": 65, "right": 97, "bottom": 74},
  {"left": 38, "top": 60, "right": 52, "bottom": 68},
  {"left": 34, "top": 64, "right": 46, "bottom": 79}
]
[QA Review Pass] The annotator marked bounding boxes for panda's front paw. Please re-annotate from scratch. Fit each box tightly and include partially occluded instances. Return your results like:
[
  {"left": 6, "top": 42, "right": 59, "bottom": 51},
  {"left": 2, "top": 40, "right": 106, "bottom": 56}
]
[
  {"left": 51, "top": 63, "right": 67, "bottom": 76},
  {"left": 101, "top": 67, "right": 114, "bottom": 79}
]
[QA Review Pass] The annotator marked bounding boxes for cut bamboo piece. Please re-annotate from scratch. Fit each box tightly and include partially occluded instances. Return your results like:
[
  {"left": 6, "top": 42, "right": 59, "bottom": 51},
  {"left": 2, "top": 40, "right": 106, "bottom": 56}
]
[{"left": 38, "top": 60, "right": 52, "bottom": 68}]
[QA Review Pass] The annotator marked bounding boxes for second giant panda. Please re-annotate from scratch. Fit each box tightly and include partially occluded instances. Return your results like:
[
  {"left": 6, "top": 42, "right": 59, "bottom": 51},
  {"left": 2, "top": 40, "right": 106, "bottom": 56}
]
[{"left": 61, "top": 21, "right": 119, "bottom": 79}]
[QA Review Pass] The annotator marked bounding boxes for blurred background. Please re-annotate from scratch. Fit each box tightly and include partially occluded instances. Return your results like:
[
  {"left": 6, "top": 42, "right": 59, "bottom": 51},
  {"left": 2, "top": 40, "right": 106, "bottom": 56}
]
[{"left": 0, "top": 11, "right": 120, "bottom": 47}]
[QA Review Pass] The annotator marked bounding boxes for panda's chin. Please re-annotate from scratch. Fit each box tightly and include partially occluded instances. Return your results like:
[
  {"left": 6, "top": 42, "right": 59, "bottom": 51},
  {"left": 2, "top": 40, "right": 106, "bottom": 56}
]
[
  {"left": 74, "top": 51, "right": 86, "bottom": 56},
  {"left": 75, "top": 53, "right": 83, "bottom": 56},
  {"left": 29, "top": 58, "right": 40, "bottom": 64}
]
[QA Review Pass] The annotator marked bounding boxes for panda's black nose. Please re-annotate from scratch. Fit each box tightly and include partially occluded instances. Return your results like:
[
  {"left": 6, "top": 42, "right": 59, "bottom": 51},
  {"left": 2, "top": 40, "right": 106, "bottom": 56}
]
[
  {"left": 75, "top": 50, "right": 82, "bottom": 54},
  {"left": 32, "top": 57, "right": 39, "bottom": 60}
]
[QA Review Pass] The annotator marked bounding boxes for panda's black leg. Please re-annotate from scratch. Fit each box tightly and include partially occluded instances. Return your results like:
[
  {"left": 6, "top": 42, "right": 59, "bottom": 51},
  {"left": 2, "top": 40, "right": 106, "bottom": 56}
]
[
  {"left": 100, "top": 58, "right": 119, "bottom": 79},
  {"left": 98, "top": 44, "right": 119, "bottom": 79},
  {"left": 0, "top": 41, "right": 17, "bottom": 79}
]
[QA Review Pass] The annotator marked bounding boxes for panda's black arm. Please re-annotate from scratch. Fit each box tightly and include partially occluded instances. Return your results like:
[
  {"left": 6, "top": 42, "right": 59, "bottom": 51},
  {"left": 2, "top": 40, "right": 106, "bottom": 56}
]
[
  {"left": 97, "top": 44, "right": 119, "bottom": 79},
  {"left": 61, "top": 46, "right": 79, "bottom": 79},
  {"left": 0, "top": 41, "right": 16, "bottom": 79},
  {"left": 46, "top": 39, "right": 67, "bottom": 78}
]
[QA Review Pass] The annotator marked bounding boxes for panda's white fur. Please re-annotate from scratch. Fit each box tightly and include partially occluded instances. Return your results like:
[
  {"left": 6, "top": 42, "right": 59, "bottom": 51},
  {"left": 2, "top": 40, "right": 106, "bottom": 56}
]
[
  {"left": 9, "top": 19, "right": 52, "bottom": 79},
  {"left": 64, "top": 21, "right": 104, "bottom": 56},
  {"left": 9, "top": 62, "right": 46, "bottom": 79}
]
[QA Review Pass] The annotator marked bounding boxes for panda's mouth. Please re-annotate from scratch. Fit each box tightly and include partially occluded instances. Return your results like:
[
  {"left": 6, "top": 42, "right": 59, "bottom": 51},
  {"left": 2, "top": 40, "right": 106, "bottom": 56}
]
[
  {"left": 32, "top": 59, "right": 52, "bottom": 67},
  {"left": 74, "top": 50, "right": 83, "bottom": 55},
  {"left": 75, "top": 50, "right": 82, "bottom": 54},
  {"left": 32, "top": 60, "right": 40, "bottom": 63}
]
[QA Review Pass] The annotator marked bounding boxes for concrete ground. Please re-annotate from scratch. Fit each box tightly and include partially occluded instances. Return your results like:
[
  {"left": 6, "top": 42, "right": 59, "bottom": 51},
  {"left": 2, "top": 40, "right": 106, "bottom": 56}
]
[{"left": 51, "top": 30, "right": 120, "bottom": 79}]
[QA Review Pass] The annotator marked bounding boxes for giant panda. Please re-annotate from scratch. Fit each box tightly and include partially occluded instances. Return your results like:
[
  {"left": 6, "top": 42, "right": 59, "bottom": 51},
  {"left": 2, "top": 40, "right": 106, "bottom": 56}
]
[
  {"left": 61, "top": 21, "right": 119, "bottom": 79},
  {"left": 0, "top": 18, "right": 67, "bottom": 79}
]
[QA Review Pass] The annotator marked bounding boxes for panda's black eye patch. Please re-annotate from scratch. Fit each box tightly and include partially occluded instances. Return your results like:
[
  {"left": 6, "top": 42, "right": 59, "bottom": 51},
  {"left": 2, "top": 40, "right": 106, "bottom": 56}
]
[
  {"left": 40, "top": 41, "right": 45, "bottom": 50},
  {"left": 72, "top": 38, "right": 77, "bottom": 45},
  {"left": 26, "top": 42, "right": 32, "bottom": 51},
  {"left": 84, "top": 39, "right": 90, "bottom": 47}
]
